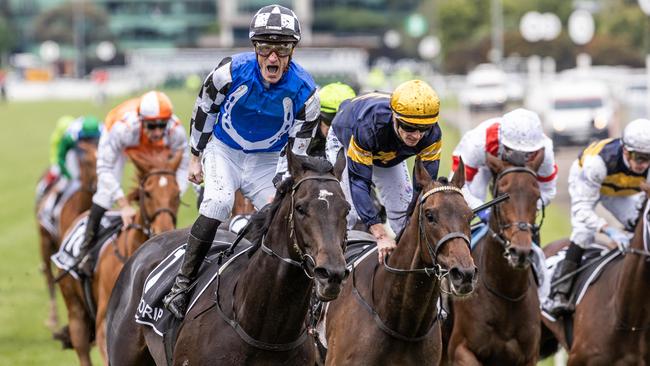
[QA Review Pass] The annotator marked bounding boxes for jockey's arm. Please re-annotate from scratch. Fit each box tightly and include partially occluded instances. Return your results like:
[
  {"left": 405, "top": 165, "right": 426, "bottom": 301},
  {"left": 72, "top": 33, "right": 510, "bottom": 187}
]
[
  {"left": 167, "top": 117, "right": 190, "bottom": 194},
  {"left": 95, "top": 124, "right": 129, "bottom": 210},
  {"left": 570, "top": 155, "right": 608, "bottom": 245},
  {"left": 536, "top": 142, "right": 559, "bottom": 207},
  {"left": 56, "top": 133, "right": 75, "bottom": 179}
]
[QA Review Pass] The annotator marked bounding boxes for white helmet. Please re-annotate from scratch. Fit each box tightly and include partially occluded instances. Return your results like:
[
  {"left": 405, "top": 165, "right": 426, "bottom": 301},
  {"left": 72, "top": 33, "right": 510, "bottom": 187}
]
[
  {"left": 623, "top": 118, "right": 650, "bottom": 154},
  {"left": 500, "top": 108, "right": 545, "bottom": 152}
]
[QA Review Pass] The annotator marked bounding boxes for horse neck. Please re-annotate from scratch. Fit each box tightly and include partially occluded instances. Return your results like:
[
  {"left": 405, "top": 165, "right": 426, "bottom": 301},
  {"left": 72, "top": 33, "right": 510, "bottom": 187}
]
[
  {"left": 482, "top": 218, "right": 530, "bottom": 298},
  {"left": 235, "top": 202, "right": 312, "bottom": 342},
  {"left": 615, "top": 220, "right": 650, "bottom": 327},
  {"left": 373, "top": 215, "right": 440, "bottom": 337}
]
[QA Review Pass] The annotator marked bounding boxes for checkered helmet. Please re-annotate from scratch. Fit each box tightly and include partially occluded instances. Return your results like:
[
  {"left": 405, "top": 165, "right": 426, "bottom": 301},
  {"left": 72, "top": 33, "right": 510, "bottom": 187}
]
[{"left": 249, "top": 4, "right": 301, "bottom": 43}]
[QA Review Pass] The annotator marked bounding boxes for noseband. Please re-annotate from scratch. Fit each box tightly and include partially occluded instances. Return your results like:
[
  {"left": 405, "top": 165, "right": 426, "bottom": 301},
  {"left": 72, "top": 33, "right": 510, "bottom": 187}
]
[
  {"left": 488, "top": 166, "right": 543, "bottom": 257},
  {"left": 260, "top": 174, "right": 341, "bottom": 279},
  {"left": 130, "top": 170, "right": 178, "bottom": 237},
  {"left": 383, "top": 185, "right": 470, "bottom": 279}
]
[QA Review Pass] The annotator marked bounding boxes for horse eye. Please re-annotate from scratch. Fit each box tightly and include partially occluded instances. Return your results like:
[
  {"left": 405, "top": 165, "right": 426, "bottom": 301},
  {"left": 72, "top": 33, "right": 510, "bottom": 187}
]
[
  {"left": 144, "top": 191, "right": 152, "bottom": 198},
  {"left": 295, "top": 204, "right": 307, "bottom": 216},
  {"left": 425, "top": 210, "right": 436, "bottom": 223}
]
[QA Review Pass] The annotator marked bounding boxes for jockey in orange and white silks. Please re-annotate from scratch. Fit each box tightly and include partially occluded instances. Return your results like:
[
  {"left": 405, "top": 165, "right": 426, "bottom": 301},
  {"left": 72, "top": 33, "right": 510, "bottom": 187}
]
[
  {"left": 76, "top": 90, "right": 189, "bottom": 276},
  {"left": 545, "top": 118, "right": 650, "bottom": 318},
  {"left": 451, "top": 108, "right": 558, "bottom": 215}
]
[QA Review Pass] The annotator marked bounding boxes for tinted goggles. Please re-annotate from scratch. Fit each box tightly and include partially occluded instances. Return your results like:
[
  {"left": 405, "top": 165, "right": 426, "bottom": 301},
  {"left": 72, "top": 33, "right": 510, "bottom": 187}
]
[
  {"left": 629, "top": 151, "right": 650, "bottom": 163},
  {"left": 254, "top": 42, "right": 294, "bottom": 57},
  {"left": 144, "top": 119, "right": 168, "bottom": 130},
  {"left": 503, "top": 148, "right": 535, "bottom": 167},
  {"left": 396, "top": 119, "right": 432, "bottom": 133}
]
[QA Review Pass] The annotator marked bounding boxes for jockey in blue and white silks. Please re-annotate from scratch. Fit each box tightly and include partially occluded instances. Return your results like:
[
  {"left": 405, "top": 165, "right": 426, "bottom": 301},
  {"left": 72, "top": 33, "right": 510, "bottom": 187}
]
[{"left": 164, "top": 4, "right": 320, "bottom": 320}]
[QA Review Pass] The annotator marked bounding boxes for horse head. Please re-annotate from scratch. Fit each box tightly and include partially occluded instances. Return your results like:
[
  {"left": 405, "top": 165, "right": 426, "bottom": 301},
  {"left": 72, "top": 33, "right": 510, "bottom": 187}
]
[
  {"left": 413, "top": 157, "right": 477, "bottom": 296},
  {"left": 76, "top": 140, "right": 98, "bottom": 193},
  {"left": 486, "top": 150, "right": 543, "bottom": 269},
  {"left": 127, "top": 148, "right": 182, "bottom": 235},
  {"left": 282, "top": 149, "right": 350, "bottom": 301}
]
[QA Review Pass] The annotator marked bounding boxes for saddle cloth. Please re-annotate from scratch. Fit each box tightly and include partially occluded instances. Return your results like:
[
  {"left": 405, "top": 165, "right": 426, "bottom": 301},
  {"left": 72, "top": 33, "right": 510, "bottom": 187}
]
[
  {"left": 38, "top": 180, "right": 81, "bottom": 238},
  {"left": 134, "top": 240, "right": 252, "bottom": 337},
  {"left": 540, "top": 244, "right": 623, "bottom": 322},
  {"left": 51, "top": 211, "right": 123, "bottom": 279}
]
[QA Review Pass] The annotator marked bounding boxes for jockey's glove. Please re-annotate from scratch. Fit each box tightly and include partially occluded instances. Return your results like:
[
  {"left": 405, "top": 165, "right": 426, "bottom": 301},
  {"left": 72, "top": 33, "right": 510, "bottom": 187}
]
[{"left": 603, "top": 226, "right": 630, "bottom": 247}]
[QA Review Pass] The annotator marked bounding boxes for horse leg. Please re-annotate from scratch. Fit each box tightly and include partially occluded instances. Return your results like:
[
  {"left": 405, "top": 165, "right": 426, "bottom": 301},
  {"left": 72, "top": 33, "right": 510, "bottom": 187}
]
[
  {"left": 60, "top": 277, "right": 94, "bottom": 366},
  {"left": 453, "top": 343, "right": 481, "bottom": 366},
  {"left": 39, "top": 227, "right": 59, "bottom": 331}
]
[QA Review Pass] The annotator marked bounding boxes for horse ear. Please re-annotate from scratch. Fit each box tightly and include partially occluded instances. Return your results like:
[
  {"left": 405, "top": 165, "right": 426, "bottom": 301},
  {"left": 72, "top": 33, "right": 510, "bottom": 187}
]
[
  {"left": 451, "top": 157, "right": 466, "bottom": 189},
  {"left": 168, "top": 150, "right": 184, "bottom": 172},
  {"left": 526, "top": 149, "right": 545, "bottom": 172},
  {"left": 414, "top": 156, "right": 432, "bottom": 188},
  {"left": 287, "top": 147, "right": 302, "bottom": 177},
  {"left": 333, "top": 148, "right": 346, "bottom": 180},
  {"left": 486, "top": 153, "right": 505, "bottom": 175}
]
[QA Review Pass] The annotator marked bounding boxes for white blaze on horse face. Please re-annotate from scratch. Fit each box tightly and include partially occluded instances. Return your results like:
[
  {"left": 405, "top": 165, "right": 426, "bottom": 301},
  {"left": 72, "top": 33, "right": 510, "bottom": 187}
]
[
  {"left": 318, "top": 189, "right": 334, "bottom": 209},
  {"left": 158, "top": 176, "right": 168, "bottom": 187}
]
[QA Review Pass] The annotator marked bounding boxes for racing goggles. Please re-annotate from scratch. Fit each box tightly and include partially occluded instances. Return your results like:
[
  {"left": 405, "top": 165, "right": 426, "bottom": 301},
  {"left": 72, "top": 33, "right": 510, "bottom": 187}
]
[
  {"left": 144, "top": 119, "right": 168, "bottom": 130},
  {"left": 503, "top": 148, "right": 536, "bottom": 167},
  {"left": 629, "top": 150, "right": 650, "bottom": 164},
  {"left": 254, "top": 42, "right": 295, "bottom": 57},
  {"left": 396, "top": 118, "right": 432, "bottom": 133}
]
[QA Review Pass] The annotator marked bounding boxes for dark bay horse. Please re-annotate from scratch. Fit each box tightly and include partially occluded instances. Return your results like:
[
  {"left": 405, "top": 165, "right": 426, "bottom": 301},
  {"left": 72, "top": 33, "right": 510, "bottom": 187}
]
[
  {"left": 106, "top": 151, "right": 349, "bottom": 366},
  {"left": 36, "top": 140, "right": 98, "bottom": 331},
  {"left": 446, "top": 152, "right": 544, "bottom": 366},
  {"left": 58, "top": 148, "right": 182, "bottom": 366},
  {"left": 324, "top": 158, "right": 477, "bottom": 366},
  {"left": 542, "top": 183, "right": 650, "bottom": 365}
]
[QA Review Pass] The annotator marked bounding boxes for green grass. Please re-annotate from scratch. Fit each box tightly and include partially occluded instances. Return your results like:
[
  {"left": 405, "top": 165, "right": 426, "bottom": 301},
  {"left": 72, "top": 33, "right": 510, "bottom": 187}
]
[{"left": 0, "top": 91, "right": 570, "bottom": 365}]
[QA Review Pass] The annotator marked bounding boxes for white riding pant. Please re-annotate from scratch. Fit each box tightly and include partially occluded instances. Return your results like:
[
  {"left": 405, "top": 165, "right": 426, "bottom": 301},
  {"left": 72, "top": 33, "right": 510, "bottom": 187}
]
[
  {"left": 325, "top": 131, "right": 412, "bottom": 234},
  {"left": 199, "top": 138, "right": 278, "bottom": 221}
]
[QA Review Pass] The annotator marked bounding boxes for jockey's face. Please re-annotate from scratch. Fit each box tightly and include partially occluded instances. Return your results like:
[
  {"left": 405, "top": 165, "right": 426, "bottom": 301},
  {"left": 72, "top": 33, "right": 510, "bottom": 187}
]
[
  {"left": 255, "top": 42, "right": 294, "bottom": 84},
  {"left": 143, "top": 119, "right": 167, "bottom": 142},
  {"left": 624, "top": 148, "right": 650, "bottom": 174},
  {"left": 393, "top": 116, "right": 430, "bottom": 147}
]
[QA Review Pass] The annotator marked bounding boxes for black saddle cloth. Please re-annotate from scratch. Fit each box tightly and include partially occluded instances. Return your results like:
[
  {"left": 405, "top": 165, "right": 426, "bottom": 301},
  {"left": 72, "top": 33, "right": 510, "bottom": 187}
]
[
  {"left": 135, "top": 234, "right": 252, "bottom": 337},
  {"left": 344, "top": 230, "right": 376, "bottom": 267},
  {"left": 569, "top": 245, "right": 622, "bottom": 307}
]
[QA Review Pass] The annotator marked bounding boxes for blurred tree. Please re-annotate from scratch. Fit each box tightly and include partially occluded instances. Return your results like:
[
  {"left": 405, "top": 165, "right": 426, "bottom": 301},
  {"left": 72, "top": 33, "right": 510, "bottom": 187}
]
[
  {"left": 0, "top": 16, "right": 13, "bottom": 63},
  {"left": 32, "top": 2, "right": 112, "bottom": 45}
]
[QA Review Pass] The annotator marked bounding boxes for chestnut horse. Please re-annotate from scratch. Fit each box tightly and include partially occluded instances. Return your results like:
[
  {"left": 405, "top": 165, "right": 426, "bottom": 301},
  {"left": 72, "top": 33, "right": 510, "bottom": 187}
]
[
  {"left": 324, "top": 158, "right": 477, "bottom": 366},
  {"left": 106, "top": 151, "right": 349, "bottom": 366},
  {"left": 58, "top": 148, "right": 182, "bottom": 366},
  {"left": 36, "top": 141, "right": 98, "bottom": 331},
  {"left": 542, "top": 183, "right": 650, "bottom": 365},
  {"left": 446, "top": 152, "right": 544, "bottom": 365}
]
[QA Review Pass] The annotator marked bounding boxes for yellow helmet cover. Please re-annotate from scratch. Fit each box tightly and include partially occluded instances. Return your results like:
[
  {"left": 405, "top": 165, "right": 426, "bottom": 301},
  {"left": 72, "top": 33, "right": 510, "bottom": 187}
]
[{"left": 390, "top": 80, "right": 440, "bottom": 125}]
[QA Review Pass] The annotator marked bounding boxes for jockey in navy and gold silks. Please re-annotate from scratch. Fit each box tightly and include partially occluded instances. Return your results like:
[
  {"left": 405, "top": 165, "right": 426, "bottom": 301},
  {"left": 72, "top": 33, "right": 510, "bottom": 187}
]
[
  {"left": 326, "top": 80, "right": 442, "bottom": 263},
  {"left": 545, "top": 118, "right": 650, "bottom": 318}
]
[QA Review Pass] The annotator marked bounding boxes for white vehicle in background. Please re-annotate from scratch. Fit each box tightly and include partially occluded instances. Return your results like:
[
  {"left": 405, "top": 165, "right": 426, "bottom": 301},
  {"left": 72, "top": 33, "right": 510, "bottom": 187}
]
[
  {"left": 543, "top": 80, "right": 614, "bottom": 145},
  {"left": 461, "top": 64, "right": 508, "bottom": 112}
]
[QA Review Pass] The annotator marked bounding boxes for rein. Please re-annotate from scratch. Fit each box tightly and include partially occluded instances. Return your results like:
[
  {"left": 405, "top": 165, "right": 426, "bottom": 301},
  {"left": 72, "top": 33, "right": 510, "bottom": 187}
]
[
  {"left": 128, "top": 170, "right": 178, "bottom": 238},
  {"left": 353, "top": 184, "right": 470, "bottom": 342},
  {"left": 214, "top": 174, "right": 341, "bottom": 352}
]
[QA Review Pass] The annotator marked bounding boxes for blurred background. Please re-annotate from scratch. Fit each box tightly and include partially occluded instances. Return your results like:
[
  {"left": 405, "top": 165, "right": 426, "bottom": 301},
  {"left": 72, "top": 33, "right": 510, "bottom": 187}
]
[{"left": 1, "top": 0, "right": 649, "bottom": 365}]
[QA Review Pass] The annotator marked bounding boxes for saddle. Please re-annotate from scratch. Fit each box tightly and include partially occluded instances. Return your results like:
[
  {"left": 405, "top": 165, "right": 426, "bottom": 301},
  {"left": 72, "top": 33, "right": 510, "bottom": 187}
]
[{"left": 51, "top": 212, "right": 123, "bottom": 279}]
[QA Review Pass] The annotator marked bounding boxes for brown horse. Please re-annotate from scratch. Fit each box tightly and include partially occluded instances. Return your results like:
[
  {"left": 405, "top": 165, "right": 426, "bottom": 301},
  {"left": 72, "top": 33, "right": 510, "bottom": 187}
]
[
  {"left": 542, "top": 183, "right": 650, "bottom": 365},
  {"left": 58, "top": 148, "right": 182, "bottom": 366},
  {"left": 324, "top": 158, "right": 477, "bottom": 366},
  {"left": 106, "top": 151, "right": 349, "bottom": 366},
  {"left": 446, "top": 153, "right": 544, "bottom": 366},
  {"left": 36, "top": 140, "right": 98, "bottom": 331}
]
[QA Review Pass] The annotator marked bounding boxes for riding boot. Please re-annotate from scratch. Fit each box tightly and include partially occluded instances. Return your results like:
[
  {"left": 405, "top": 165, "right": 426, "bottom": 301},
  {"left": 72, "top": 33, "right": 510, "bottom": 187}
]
[
  {"left": 163, "top": 215, "right": 220, "bottom": 319},
  {"left": 546, "top": 243, "right": 583, "bottom": 317},
  {"left": 77, "top": 204, "right": 106, "bottom": 277}
]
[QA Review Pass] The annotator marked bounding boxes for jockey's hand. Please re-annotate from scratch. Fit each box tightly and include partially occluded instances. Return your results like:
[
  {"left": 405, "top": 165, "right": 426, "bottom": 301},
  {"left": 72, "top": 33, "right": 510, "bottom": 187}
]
[
  {"left": 188, "top": 154, "right": 203, "bottom": 184},
  {"left": 602, "top": 226, "right": 630, "bottom": 247},
  {"left": 117, "top": 198, "right": 137, "bottom": 228},
  {"left": 370, "top": 223, "right": 397, "bottom": 264}
]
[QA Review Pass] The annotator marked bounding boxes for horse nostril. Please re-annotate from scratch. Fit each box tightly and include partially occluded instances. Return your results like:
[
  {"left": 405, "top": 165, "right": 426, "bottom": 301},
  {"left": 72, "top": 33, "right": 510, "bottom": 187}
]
[
  {"left": 313, "top": 267, "right": 329, "bottom": 280},
  {"left": 450, "top": 268, "right": 463, "bottom": 283},
  {"left": 314, "top": 266, "right": 347, "bottom": 284}
]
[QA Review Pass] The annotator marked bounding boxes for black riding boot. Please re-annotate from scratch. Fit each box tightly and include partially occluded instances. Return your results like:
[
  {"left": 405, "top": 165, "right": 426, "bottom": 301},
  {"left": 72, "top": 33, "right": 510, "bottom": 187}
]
[
  {"left": 77, "top": 203, "right": 106, "bottom": 276},
  {"left": 547, "top": 243, "right": 583, "bottom": 317},
  {"left": 163, "top": 215, "right": 220, "bottom": 319}
]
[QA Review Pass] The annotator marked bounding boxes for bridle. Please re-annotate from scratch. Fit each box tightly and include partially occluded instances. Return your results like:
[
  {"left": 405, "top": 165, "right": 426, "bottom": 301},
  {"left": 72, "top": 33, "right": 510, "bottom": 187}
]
[
  {"left": 215, "top": 173, "right": 344, "bottom": 352},
  {"left": 353, "top": 184, "right": 470, "bottom": 342},
  {"left": 382, "top": 185, "right": 470, "bottom": 279},
  {"left": 127, "top": 170, "right": 178, "bottom": 238},
  {"left": 488, "top": 166, "right": 543, "bottom": 259}
]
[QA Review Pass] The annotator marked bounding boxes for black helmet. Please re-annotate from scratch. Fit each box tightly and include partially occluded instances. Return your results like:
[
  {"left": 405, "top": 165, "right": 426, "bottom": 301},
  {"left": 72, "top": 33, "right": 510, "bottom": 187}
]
[{"left": 249, "top": 4, "right": 301, "bottom": 43}]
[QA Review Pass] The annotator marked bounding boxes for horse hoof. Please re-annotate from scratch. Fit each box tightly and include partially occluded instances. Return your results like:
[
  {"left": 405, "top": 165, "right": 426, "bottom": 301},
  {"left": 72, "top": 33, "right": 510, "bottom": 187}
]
[{"left": 52, "top": 325, "right": 73, "bottom": 349}]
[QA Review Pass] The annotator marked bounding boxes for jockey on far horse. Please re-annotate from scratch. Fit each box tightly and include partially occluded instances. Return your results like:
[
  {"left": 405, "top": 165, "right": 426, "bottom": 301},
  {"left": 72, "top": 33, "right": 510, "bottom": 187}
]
[
  {"left": 545, "top": 118, "right": 650, "bottom": 317},
  {"left": 36, "top": 115, "right": 75, "bottom": 201},
  {"left": 77, "top": 90, "right": 189, "bottom": 276},
  {"left": 325, "top": 80, "right": 442, "bottom": 263},
  {"left": 308, "top": 81, "right": 357, "bottom": 156},
  {"left": 451, "top": 108, "right": 558, "bottom": 220},
  {"left": 163, "top": 4, "right": 321, "bottom": 319},
  {"left": 39, "top": 116, "right": 102, "bottom": 224}
]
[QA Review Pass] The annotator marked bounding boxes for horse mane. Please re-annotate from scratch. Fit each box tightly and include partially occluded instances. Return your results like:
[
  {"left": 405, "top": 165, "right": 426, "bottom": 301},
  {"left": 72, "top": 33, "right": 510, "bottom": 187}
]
[
  {"left": 395, "top": 176, "right": 450, "bottom": 241},
  {"left": 247, "top": 155, "right": 334, "bottom": 256}
]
